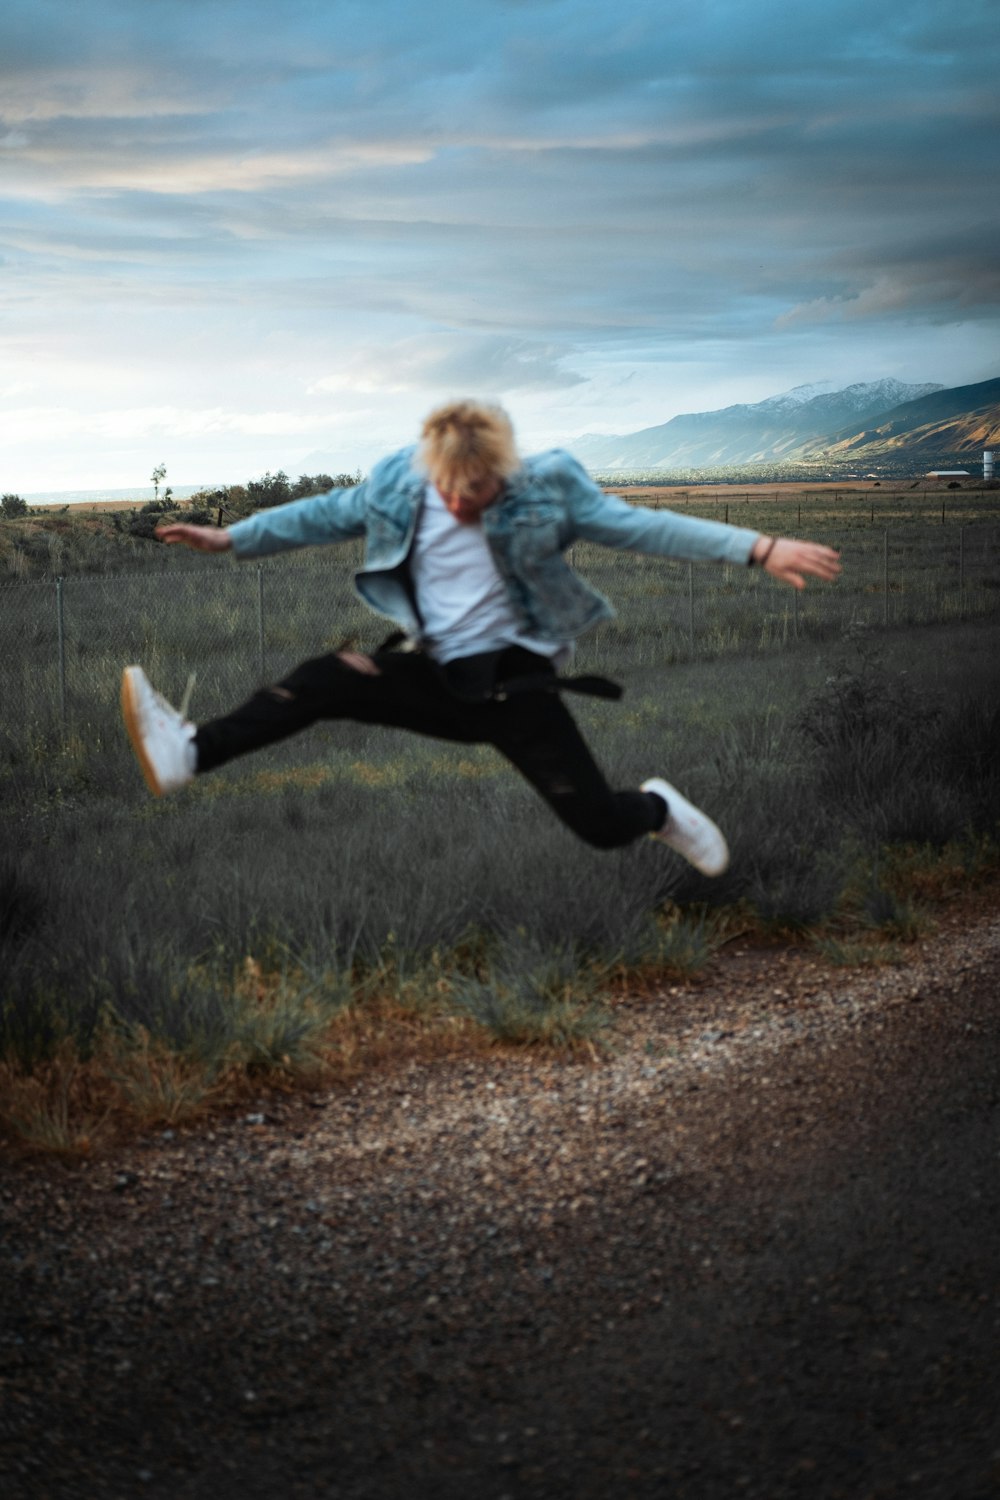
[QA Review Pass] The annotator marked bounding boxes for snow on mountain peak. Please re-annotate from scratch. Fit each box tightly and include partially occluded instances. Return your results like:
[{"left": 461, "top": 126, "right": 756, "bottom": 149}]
[
  {"left": 758, "top": 381, "right": 839, "bottom": 410},
  {"left": 754, "top": 379, "right": 942, "bottom": 416}
]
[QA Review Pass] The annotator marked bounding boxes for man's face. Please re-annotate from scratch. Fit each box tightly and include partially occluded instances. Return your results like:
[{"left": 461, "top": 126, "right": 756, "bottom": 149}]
[{"left": 436, "top": 474, "right": 503, "bottom": 524}]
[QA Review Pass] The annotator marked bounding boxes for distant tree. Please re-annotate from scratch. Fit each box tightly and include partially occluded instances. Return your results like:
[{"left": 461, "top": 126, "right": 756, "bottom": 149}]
[
  {"left": 246, "top": 470, "right": 293, "bottom": 509},
  {"left": 1, "top": 492, "right": 29, "bottom": 519},
  {"left": 291, "top": 473, "right": 333, "bottom": 499},
  {"left": 151, "top": 463, "right": 167, "bottom": 502},
  {"left": 179, "top": 469, "right": 363, "bottom": 520},
  {"left": 191, "top": 484, "right": 251, "bottom": 520},
  {"left": 290, "top": 471, "right": 362, "bottom": 499}
]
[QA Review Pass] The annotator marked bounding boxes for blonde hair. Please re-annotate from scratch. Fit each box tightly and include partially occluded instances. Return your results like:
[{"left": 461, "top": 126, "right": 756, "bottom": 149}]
[{"left": 419, "top": 400, "right": 520, "bottom": 491}]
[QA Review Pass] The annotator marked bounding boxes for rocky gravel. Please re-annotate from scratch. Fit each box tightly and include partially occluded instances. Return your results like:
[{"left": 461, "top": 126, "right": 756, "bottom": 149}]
[{"left": 1, "top": 895, "right": 999, "bottom": 1500}]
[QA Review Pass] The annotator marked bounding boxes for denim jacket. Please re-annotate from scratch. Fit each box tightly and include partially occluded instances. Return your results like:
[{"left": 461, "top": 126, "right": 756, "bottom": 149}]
[{"left": 228, "top": 446, "right": 760, "bottom": 643}]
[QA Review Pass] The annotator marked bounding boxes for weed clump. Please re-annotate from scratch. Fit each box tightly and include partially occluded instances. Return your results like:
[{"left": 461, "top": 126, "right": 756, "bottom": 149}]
[
  {"left": 615, "top": 907, "right": 725, "bottom": 979},
  {"left": 450, "top": 933, "right": 610, "bottom": 1049}
]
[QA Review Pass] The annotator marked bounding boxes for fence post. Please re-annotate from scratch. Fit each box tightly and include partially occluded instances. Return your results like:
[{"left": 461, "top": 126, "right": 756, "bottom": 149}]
[
  {"left": 687, "top": 562, "right": 695, "bottom": 656},
  {"left": 959, "top": 525, "right": 965, "bottom": 616},
  {"left": 56, "top": 575, "right": 67, "bottom": 726},
  {"left": 256, "top": 564, "right": 265, "bottom": 681},
  {"left": 883, "top": 528, "right": 889, "bottom": 627}
]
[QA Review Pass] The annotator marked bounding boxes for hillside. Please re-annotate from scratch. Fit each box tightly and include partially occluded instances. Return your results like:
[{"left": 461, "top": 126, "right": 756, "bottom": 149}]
[
  {"left": 802, "top": 377, "right": 1000, "bottom": 459},
  {"left": 573, "top": 378, "right": 1000, "bottom": 471},
  {"left": 572, "top": 380, "right": 942, "bottom": 469}
]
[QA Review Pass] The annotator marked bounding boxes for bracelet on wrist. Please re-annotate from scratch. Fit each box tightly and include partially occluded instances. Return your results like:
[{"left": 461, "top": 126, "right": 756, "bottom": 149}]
[{"left": 753, "top": 537, "right": 776, "bottom": 567}]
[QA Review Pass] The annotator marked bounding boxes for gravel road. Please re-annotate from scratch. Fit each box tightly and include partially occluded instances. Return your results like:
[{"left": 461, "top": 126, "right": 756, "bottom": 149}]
[{"left": 2, "top": 896, "right": 998, "bottom": 1500}]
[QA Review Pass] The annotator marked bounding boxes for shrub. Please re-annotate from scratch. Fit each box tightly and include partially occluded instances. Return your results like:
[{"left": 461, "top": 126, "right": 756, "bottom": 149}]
[
  {"left": 127, "top": 501, "right": 182, "bottom": 540},
  {"left": 796, "top": 630, "right": 939, "bottom": 813},
  {"left": 0, "top": 859, "right": 48, "bottom": 950},
  {"left": 1, "top": 493, "right": 29, "bottom": 519},
  {"left": 861, "top": 880, "right": 925, "bottom": 941},
  {"left": 746, "top": 844, "right": 849, "bottom": 931},
  {"left": 931, "top": 695, "right": 1000, "bottom": 830}
]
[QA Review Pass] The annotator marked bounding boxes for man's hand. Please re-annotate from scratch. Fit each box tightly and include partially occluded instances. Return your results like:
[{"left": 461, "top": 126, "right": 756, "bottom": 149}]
[
  {"left": 753, "top": 536, "right": 841, "bottom": 590},
  {"left": 155, "top": 523, "right": 233, "bottom": 553}
]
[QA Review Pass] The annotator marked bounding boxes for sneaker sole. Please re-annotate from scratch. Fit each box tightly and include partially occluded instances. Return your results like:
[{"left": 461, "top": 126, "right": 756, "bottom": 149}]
[{"left": 121, "top": 666, "right": 165, "bottom": 798}]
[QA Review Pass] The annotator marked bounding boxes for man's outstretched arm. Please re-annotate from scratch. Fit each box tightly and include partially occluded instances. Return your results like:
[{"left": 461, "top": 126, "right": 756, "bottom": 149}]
[{"left": 155, "top": 523, "right": 233, "bottom": 552}]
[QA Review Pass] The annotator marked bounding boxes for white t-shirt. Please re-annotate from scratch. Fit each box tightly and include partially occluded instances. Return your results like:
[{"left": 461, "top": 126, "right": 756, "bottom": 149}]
[{"left": 410, "top": 484, "right": 568, "bottom": 666}]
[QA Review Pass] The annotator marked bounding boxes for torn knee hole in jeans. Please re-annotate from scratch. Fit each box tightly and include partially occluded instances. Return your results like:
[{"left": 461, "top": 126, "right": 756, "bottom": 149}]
[
  {"left": 337, "top": 650, "right": 382, "bottom": 676},
  {"left": 268, "top": 686, "right": 296, "bottom": 701}
]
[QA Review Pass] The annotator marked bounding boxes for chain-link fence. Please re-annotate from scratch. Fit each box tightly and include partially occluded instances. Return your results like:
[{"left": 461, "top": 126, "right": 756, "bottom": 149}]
[{"left": 2, "top": 523, "right": 998, "bottom": 734}]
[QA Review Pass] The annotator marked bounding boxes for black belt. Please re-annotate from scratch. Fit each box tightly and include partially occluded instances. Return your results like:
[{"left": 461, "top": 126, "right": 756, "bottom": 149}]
[
  {"left": 491, "top": 670, "right": 622, "bottom": 703},
  {"left": 377, "top": 633, "right": 622, "bottom": 705}
]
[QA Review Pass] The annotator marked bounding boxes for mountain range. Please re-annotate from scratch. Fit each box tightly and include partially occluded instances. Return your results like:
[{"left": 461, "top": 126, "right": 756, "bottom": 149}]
[{"left": 573, "top": 377, "right": 1000, "bottom": 471}]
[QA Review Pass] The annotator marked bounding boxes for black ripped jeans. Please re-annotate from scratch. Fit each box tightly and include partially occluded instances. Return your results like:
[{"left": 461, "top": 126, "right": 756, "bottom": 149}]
[{"left": 193, "top": 646, "right": 663, "bottom": 849}]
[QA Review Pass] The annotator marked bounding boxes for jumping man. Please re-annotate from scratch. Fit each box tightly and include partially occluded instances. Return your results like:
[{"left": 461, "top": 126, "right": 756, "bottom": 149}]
[{"left": 122, "top": 400, "right": 841, "bottom": 876}]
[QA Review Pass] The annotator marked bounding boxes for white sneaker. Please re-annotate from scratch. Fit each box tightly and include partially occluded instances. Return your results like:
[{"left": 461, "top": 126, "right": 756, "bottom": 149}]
[
  {"left": 121, "top": 666, "right": 197, "bottom": 797},
  {"left": 642, "top": 777, "right": 729, "bottom": 877}
]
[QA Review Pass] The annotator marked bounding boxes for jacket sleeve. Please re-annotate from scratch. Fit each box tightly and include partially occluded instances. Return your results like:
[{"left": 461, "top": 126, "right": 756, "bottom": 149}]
[
  {"left": 227, "top": 480, "right": 370, "bottom": 559},
  {"left": 547, "top": 451, "right": 760, "bottom": 566}
]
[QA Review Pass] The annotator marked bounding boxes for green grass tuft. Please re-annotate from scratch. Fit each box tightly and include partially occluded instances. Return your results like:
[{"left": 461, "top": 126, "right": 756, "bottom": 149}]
[{"left": 450, "top": 934, "right": 611, "bottom": 1049}]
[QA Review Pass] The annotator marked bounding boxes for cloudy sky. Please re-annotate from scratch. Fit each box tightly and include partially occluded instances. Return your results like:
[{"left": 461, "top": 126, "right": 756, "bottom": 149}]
[{"left": 2, "top": 0, "right": 998, "bottom": 492}]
